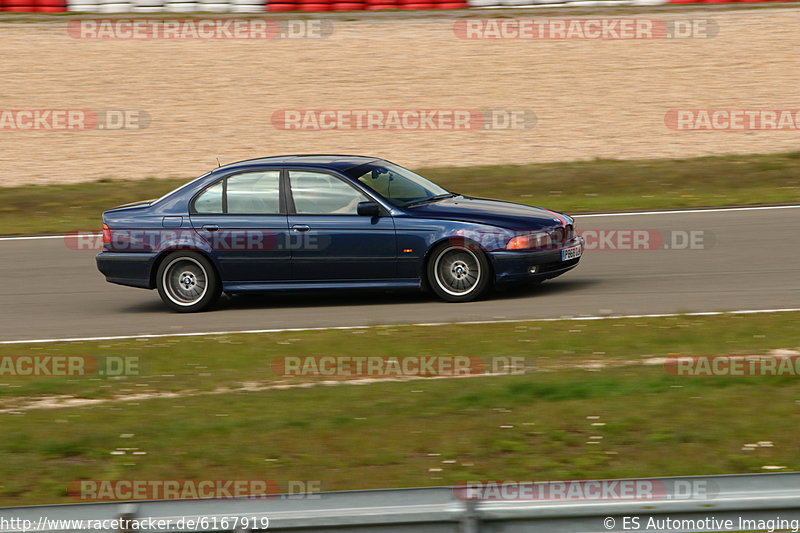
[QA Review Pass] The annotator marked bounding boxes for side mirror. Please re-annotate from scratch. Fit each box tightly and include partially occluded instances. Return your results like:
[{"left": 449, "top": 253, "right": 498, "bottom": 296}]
[{"left": 357, "top": 201, "right": 381, "bottom": 217}]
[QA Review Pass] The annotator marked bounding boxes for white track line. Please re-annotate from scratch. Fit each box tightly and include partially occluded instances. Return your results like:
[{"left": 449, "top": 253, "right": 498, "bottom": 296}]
[
  {"left": 0, "top": 234, "right": 97, "bottom": 242},
  {"left": 0, "top": 205, "right": 798, "bottom": 242},
  {"left": 1, "top": 308, "right": 798, "bottom": 345},
  {"left": 574, "top": 205, "right": 800, "bottom": 218}
]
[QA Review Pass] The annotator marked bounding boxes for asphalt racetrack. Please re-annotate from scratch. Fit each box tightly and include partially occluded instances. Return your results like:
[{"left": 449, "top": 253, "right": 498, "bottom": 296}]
[{"left": 1, "top": 206, "right": 798, "bottom": 343}]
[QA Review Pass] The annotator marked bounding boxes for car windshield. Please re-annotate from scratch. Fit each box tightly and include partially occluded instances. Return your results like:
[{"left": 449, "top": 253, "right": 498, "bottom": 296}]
[{"left": 346, "top": 161, "right": 452, "bottom": 207}]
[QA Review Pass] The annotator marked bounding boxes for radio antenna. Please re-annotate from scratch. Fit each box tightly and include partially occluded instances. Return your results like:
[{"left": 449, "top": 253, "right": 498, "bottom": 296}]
[{"left": 216, "top": 157, "right": 221, "bottom": 168}]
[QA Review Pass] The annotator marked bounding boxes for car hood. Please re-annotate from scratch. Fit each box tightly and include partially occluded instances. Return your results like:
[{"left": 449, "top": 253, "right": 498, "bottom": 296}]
[{"left": 403, "top": 196, "right": 572, "bottom": 230}]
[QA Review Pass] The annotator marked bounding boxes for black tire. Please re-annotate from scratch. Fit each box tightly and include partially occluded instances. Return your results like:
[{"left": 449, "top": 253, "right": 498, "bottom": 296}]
[
  {"left": 156, "top": 252, "right": 221, "bottom": 312},
  {"left": 426, "top": 242, "right": 491, "bottom": 302}
]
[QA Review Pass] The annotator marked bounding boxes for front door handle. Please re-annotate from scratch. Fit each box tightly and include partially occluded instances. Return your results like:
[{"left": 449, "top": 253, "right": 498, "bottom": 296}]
[
  {"left": 292, "top": 225, "right": 311, "bottom": 232},
  {"left": 202, "top": 224, "right": 219, "bottom": 232}
]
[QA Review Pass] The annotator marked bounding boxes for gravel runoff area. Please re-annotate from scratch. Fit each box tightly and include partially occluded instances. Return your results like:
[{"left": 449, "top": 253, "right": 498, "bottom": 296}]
[{"left": 1, "top": 5, "right": 800, "bottom": 186}]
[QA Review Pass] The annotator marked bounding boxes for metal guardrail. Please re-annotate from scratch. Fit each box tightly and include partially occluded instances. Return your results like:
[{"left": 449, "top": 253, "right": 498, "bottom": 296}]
[{"left": 1, "top": 472, "right": 799, "bottom": 533}]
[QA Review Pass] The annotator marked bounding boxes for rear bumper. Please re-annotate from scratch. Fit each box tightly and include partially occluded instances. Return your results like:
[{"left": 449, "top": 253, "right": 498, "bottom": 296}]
[
  {"left": 488, "top": 238, "right": 583, "bottom": 285},
  {"left": 96, "top": 252, "right": 159, "bottom": 289}
]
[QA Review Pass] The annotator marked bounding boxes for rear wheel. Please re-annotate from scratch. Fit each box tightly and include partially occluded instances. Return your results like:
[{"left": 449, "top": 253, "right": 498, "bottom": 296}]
[
  {"left": 427, "top": 243, "right": 490, "bottom": 302},
  {"left": 156, "top": 252, "right": 221, "bottom": 312}
]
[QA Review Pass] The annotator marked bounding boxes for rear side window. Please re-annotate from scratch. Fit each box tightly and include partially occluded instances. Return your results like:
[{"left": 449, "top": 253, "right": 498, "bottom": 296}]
[
  {"left": 227, "top": 171, "right": 281, "bottom": 214},
  {"left": 193, "top": 182, "right": 223, "bottom": 214},
  {"left": 193, "top": 170, "right": 281, "bottom": 215}
]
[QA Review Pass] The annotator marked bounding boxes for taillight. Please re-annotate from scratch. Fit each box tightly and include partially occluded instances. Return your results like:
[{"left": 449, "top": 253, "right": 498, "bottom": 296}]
[{"left": 102, "top": 224, "right": 112, "bottom": 248}]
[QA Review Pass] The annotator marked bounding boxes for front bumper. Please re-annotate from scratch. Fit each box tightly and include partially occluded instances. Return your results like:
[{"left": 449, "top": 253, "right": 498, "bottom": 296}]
[
  {"left": 488, "top": 237, "right": 583, "bottom": 285},
  {"left": 96, "top": 252, "right": 159, "bottom": 289}
]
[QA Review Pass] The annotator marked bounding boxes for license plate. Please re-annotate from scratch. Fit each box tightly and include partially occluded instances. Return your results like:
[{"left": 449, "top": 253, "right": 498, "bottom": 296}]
[{"left": 562, "top": 244, "right": 583, "bottom": 261}]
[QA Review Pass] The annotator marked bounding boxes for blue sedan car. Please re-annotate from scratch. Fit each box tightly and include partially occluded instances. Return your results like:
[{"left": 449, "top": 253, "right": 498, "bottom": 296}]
[{"left": 97, "top": 155, "right": 583, "bottom": 312}]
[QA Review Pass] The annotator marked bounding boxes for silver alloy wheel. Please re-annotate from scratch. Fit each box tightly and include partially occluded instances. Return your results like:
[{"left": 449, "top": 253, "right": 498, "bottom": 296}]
[
  {"left": 162, "top": 257, "right": 208, "bottom": 307},
  {"left": 433, "top": 246, "right": 482, "bottom": 297}
]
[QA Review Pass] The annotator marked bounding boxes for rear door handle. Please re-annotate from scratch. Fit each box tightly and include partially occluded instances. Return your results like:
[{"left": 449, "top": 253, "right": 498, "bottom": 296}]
[
  {"left": 292, "top": 225, "right": 311, "bottom": 232},
  {"left": 202, "top": 224, "right": 219, "bottom": 232}
]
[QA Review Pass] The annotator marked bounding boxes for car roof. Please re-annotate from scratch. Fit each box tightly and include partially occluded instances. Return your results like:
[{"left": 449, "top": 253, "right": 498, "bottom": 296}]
[{"left": 215, "top": 155, "right": 382, "bottom": 173}]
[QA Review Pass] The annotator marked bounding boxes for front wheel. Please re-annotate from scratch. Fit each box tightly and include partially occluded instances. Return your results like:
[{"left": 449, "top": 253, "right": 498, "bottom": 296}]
[
  {"left": 427, "top": 244, "right": 491, "bottom": 302},
  {"left": 156, "top": 252, "right": 221, "bottom": 312}
]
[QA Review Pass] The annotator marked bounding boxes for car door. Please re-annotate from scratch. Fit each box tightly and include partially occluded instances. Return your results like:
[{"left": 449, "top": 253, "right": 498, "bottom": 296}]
[
  {"left": 286, "top": 169, "right": 397, "bottom": 281},
  {"left": 189, "top": 169, "right": 291, "bottom": 283}
]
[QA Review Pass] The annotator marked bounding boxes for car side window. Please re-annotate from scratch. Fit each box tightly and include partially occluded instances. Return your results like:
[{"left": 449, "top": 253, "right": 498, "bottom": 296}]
[
  {"left": 290, "top": 171, "right": 368, "bottom": 215},
  {"left": 194, "top": 182, "right": 223, "bottom": 214},
  {"left": 358, "top": 171, "right": 426, "bottom": 201},
  {"left": 226, "top": 171, "right": 281, "bottom": 215}
]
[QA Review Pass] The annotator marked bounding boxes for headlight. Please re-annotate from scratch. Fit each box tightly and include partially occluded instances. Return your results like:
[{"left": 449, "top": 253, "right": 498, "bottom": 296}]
[{"left": 506, "top": 231, "right": 552, "bottom": 250}]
